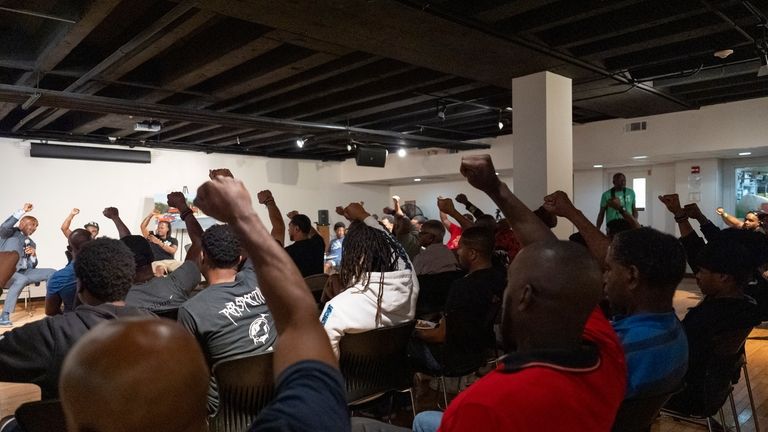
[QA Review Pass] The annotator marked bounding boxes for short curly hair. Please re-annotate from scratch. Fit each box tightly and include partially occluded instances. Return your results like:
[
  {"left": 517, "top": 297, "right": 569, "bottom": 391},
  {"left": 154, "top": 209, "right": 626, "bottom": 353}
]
[
  {"left": 201, "top": 224, "right": 241, "bottom": 269},
  {"left": 75, "top": 238, "right": 136, "bottom": 302},
  {"left": 611, "top": 227, "right": 686, "bottom": 291}
]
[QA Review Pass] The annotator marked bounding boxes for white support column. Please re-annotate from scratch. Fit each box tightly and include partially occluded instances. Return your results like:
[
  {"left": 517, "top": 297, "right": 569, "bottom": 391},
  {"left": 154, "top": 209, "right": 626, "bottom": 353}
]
[{"left": 512, "top": 71, "right": 573, "bottom": 238}]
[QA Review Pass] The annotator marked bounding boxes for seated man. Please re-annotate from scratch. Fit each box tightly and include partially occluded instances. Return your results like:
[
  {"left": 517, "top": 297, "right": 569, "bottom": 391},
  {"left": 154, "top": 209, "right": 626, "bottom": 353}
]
[
  {"left": 178, "top": 224, "right": 276, "bottom": 414},
  {"left": 0, "top": 238, "right": 151, "bottom": 399},
  {"left": 665, "top": 234, "right": 764, "bottom": 415},
  {"left": 413, "top": 155, "right": 627, "bottom": 431},
  {"left": 543, "top": 191, "right": 689, "bottom": 399},
  {"left": 285, "top": 212, "right": 325, "bottom": 277},
  {"left": 412, "top": 220, "right": 459, "bottom": 275},
  {"left": 411, "top": 227, "right": 505, "bottom": 374},
  {"left": 124, "top": 193, "right": 203, "bottom": 313},
  {"left": 60, "top": 318, "right": 209, "bottom": 432},
  {"left": 0, "top": 203, "right": 56, "bottom": 326},
  {"left": 45, "top": 229, "right": 93, "bottom": 315},
  {"left": 140, "top": 210, "right": 181, "bottom": 276},
  {"left": 193, "top": 175, "right": 349, "bottom": 431},
  {"left": 321, "top": 202, "right": 419, "bottom": 356},
  {"left": 324, "top": 222, "right": 346, "bottom": 273}
]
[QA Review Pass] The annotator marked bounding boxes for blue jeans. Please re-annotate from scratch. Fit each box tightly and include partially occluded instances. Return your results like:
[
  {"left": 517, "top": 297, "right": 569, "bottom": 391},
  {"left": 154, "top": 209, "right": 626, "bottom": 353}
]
[
  {"left": 413, "top": 411, "right": 443, "bottom": 432},
  {"left": 3, "top": 268, "right": 55, "bottom": 316}
]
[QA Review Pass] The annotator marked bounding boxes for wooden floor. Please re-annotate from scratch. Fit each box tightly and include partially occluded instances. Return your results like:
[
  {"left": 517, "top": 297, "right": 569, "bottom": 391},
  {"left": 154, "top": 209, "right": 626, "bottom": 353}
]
[{"left": 2, "top": 287, "right": 768, "bottom": 430}]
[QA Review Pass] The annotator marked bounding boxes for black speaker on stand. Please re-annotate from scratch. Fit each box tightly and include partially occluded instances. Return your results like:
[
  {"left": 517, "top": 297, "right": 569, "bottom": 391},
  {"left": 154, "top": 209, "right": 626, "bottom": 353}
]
[{"left": 318, "top": 209, "right": 329, "bottom": 226}]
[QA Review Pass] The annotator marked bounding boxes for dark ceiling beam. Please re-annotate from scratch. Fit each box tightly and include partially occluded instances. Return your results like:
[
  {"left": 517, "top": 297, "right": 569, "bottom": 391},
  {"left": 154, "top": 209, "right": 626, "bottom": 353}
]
[
  {"left": 679, "top": 80, "right": 768, "bottom": 99},
  {"left": 555, "top": 9, "right": 709, "bottom": 49},
  {"left": 691, "top": 87, "right": 768, "bottom": 103},
  {"left": 0, "top": 84, "right": 486, "bottom": 151},
  {"left": 671, "top": 74, "right": 765, "bottom": 95},
  {"left": 11, "top": 0, "right": 200, "bottom": 132},
  {"left": 195, "top": 0, "right": 559, "bottom": 90},
  {"left": 605, "top": 40, "right": 754, "bottom": 73},
  {"left": 131, "top": 52, "right": 379, "bottom": 140},
  {"left": 583, "top": 23, "right": 746, "bottom": 61},
  {"left": 653, "top": 59, "right": 761, "bottom": 87},
  {"left": 0, "top": 0, "right": 122, "bottom": 120},
  {"left": 209, "top": 76, "right": 471, "bottom": 147},
  {"left": 472, "top": 0, "right": 560, "bottom": 23},
  {"left": 515, "top": 0, "right": 645, "bottom": 35}
]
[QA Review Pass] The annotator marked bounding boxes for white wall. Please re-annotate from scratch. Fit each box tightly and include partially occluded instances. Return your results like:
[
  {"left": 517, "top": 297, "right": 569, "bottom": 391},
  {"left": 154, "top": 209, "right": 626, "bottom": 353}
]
[
  {"left": 0, "top": 139, "right": 390, "bottom": 269},
  {"left": 574, "top": 97, "right": 768, "bottom": 168}
]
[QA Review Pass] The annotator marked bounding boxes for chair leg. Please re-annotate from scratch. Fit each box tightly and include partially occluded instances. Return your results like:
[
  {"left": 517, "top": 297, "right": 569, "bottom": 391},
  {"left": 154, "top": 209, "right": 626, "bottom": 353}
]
[
  {"left": 718, "top": 407, "right": 727, "bottom": 431},
  {"left": 408, "top": 388, "right": 416, "bottom": 416},
  {"left": 706, "top": 416, "right": 713, "bottom": 432},
  {"left": 743, "top": 363, "right": 760, "bottom": 432},
  {"left": 728, "top": 391, "right": 741, "bottom": 432},
  {"left": 439, "top": 376, "right": 448, "bottom": 409}
]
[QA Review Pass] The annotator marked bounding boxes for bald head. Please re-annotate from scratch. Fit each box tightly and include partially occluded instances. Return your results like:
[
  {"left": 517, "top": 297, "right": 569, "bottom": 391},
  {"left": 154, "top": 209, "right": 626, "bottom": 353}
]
[
  {"left": 68, "top": 228, "right": 93, "bottom": 257},
  {"left": 502, "top": 240, "right": 603, "bottom": 351},
  {"left": 18, "top": 216, "right": 38, "bottom": 236},
  {"left": 60, "top": 318, "right": 209, "bottom": 432}
]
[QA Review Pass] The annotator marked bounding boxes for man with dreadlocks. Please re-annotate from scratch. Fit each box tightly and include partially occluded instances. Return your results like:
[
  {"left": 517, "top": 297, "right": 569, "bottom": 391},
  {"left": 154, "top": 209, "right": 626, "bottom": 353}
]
[{"left": 320, "top": 202, "right": 419, "bottom": 356}]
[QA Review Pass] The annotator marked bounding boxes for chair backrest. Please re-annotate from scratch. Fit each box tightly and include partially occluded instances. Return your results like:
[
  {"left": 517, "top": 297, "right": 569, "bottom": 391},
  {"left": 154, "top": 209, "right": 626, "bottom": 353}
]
[
  {"left": 304, "top": 273, "right": 329, "bottom": 303},
  {"left": 209, "top": 352, "right": 275, "bottom": 432},
  {"left": 611, "top": 392, "right": 673, "bottom": 432},
  {"left": 690, "top": 326, "right": 754, "bottom": 416},
  {"left": 15, "top": 399, "right": 67, "bottom": 432},
  {"left": 339, "top": 320, "right": 416, "bottom": 404},
  {"left": 415, "top": 270, "right": 465, "bottom": 318},
  {"left": 0, "top": 251, "right": 19, "bottom": 288}
]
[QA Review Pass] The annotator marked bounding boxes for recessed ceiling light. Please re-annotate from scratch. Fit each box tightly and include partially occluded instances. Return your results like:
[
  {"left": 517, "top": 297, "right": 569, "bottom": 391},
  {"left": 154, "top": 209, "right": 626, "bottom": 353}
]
[
  {"left": 739, "top": 152, "right": 752, "bottom": 156},
  {"left": 593, "top": 164, "right": 604, "bottom": 168},
  {"left": 413, "top": 178, "right": 421, "bottom": 182},
  {"left": 632, "top": 155, "right": 648, "bottom": 160}
]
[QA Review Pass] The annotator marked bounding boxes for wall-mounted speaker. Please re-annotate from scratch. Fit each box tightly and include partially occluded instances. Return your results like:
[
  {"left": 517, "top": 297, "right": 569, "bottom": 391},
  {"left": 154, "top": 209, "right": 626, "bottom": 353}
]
[
  {"left": 355, "top": 147, "right": 387, "bottom": 168},
  {"left": 318, "top": 209, "right": 329, "bottom": 226},
  {"left": 30, "top": 143, "right": 151, "bottom": 164}
]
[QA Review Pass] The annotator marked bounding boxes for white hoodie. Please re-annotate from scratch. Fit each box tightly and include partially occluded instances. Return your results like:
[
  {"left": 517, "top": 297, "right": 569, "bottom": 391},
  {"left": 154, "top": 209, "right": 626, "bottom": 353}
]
[{"left": 320, "top": 216, "right": 419, "bottom": 356}]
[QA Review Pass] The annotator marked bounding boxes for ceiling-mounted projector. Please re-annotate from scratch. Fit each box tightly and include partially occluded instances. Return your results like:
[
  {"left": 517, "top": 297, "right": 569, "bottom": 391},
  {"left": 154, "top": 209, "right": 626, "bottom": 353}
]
[{"left": 134, "top": 120, "right": 162, "bottom": 132}]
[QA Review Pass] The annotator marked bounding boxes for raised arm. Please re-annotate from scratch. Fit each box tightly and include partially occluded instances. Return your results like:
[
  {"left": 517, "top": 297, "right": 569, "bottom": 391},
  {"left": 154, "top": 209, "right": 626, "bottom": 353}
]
[
  {"left": 454, "top": 193, "right": 485, "bottom": 219},
  {"left": 716, "top": 207, "right": 744, "bottom": 228},
  {"left": 606, "top": 197, "right": 641, "bottom": 229},
  {"left": 659, "top": 195, "right": 695, "bottom": 238},
  {"left": 391, "top": 196, "right": 413, "bottom": 236},
  {"left": 544, "top": 191, "right": 611, "bottom": 264},
  {"left": 60, "top": 208, "right": 79, "bottom": 239},
  {"left": 437, "top": 197, "right": 473, "bottom": 229},
  {"left": 1, "top": 203, "right": 31, "bottom": 239},
  {"left": 103, "top": 207, "right": 131, "bottom": 239},
  {"left": 194, "top": 177, "right": 337, "bottom": 376},
  {"left": 167, "top": 192, "right": 202, "bottom": 262},
  {"left": 460, "top": 155, "right": 555, "bottom": 246},
  {"left": 139, "top": 211, "right": 156, "bottom": 237},
  {"left": 257, "top": 190, "right": 285, "bottom": 245}
]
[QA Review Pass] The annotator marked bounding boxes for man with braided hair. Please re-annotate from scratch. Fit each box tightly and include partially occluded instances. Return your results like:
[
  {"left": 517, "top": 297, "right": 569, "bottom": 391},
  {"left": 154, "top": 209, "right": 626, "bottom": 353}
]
[
  {"left": 320, "top": 202, "right": 419, "bottom": 356},
  {"left": 178, "top": 223, "right": 276, "bottom": 415}
]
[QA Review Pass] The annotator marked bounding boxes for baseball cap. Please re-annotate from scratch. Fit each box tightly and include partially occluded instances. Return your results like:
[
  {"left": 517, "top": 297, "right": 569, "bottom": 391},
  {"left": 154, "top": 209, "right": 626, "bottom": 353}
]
[{"left": 84, "top": 221, "right": 99, "bottom": 230}]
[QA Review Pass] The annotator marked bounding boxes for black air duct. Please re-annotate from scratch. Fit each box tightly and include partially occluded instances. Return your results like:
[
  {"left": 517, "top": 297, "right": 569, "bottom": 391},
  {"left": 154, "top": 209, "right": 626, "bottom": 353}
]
[{"left": 30, "top": 143, "right": 151, "bottom": 164}]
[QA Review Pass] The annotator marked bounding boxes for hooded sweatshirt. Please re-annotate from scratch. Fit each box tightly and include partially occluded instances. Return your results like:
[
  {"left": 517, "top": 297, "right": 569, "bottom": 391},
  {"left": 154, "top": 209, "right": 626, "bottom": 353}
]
[{"left": 320, "top": 216, "right": 419, "bottom": 356}]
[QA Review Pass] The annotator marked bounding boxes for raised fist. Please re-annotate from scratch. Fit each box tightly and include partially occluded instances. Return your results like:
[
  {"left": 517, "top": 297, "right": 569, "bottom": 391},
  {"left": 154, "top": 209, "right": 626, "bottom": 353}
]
[
  {"left": 209, "top": 168, "right": 234, "bottom": 179},
  {"left": 542, "top": 191, "right": 577, "bottom": 218},
  {"left": 71, "top": 208, "right": 80, "bottom": 215},
  {"left": 167, "top": 192, "right": 189, "bottom": 212},
  {"left": 658, "top": 194, "right": 683, "bottom": 215},
  {"left": 257, "top": 190, "right": 274, "bottom": 205},
  {"left": 455, "top": 194, "right": 468, "bottom": 204},
  {"left": 437, "top": 197, "right": 456, "bottom": 214},
  {"left": 194, "top": 177, "right": 254, "bottom": 224},
  {"left": 286, "top": 210, "right": 299, "bottom": 219},
  {"left": 103, "top": 207, "right": 119, "bottom": 220},
  {"left": 460, "top": 155, "right": 501, "bottom": 193},
  {"left": 22, "top": 203, "right": 33, "bottom": 212}
]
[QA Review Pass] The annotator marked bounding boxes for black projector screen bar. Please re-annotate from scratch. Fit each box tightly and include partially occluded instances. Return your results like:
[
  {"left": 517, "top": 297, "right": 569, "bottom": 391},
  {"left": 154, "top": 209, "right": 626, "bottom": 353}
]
[{"left": 30, "top": 143, "right": 151, "bottom": 164}]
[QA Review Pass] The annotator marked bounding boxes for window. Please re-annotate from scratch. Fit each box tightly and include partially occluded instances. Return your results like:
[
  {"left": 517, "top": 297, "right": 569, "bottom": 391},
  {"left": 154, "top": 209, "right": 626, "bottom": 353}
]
[{"left": 633, "top": 178, "right": 646, "bottom": 211}]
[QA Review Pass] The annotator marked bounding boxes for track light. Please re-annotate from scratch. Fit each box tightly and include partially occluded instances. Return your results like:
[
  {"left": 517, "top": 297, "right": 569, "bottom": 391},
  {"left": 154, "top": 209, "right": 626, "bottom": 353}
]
[
  {"left": 436, "top": 101, "right": 447, "bottom": 121},
  {"left": 397, "top": 148, "right": 407, "bottom": 157},
  {"left": 758, "top": 50, "right": 768, "bottom": 77},
  {"left": 347, "top": 144, "right": 352, "bottom": 152},
  {"left": 296, "top": 138, "right": 305, "bottom": 148}
]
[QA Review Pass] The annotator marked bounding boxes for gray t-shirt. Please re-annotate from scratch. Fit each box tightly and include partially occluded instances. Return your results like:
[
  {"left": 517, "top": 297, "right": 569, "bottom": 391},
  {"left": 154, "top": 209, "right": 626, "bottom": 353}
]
[{"left": 125, "top": 261, "right": 201, "bottom": 312}]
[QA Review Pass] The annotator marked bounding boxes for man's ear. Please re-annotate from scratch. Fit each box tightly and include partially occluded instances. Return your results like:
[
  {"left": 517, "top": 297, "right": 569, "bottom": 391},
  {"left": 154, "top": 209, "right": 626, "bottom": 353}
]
[
  {"left": 626, "top": 264, "right": 641, "bottom": 292},
  {"left": 518, "top": 284, "right": 533, "bottom": 312}
]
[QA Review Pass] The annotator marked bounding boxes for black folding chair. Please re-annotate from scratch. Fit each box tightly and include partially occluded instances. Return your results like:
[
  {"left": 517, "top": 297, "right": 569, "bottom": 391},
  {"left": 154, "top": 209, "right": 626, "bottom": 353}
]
[
  {"left": 15, "top": 399, "right": 67, "bottom": 432},
  {"left": 209, "top": 352, "right": 275, "bottom": 432}
]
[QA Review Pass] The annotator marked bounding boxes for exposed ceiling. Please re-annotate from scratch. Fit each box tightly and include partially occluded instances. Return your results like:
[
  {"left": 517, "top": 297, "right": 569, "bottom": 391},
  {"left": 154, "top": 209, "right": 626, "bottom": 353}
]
[{"left": 0, "top": 0, "right": 766, "bottom": 160}]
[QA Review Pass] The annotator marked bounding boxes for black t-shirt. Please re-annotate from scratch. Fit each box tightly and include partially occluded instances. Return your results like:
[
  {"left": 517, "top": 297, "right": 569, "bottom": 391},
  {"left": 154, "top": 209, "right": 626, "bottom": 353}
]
[
  {"left": 125, "top": 261, "right": 201, "bottom": 312},
  {"left": 443, "top": 267, "right": 506, "bottom": 370},
  {"left": 248, "top": 360, "right": 350, "bottom": 432},
  {"left": 285, "top": 234, "right": 325, "bottom": 277},
  {"left": 150, "top": 235, "right": 178, "bottom": 261}
]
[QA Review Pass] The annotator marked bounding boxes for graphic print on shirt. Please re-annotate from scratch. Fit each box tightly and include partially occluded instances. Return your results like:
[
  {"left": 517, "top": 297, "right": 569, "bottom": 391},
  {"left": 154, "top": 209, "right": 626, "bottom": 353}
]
[
  {"left": 249, "top": 313, "right": 271, "bottom": 346},
  {"left": 218, "top": 288, "right": 267, "bottom": 325}
]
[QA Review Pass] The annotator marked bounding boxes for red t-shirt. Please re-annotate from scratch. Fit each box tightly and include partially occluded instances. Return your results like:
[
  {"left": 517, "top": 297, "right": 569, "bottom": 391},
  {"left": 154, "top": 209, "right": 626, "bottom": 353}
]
[
  {"left": 494, "top": 228, "right": 521, "bottom": 261},
  {"left": 447, "top": 223, "right": 462, "bottom": 250},
  {"left": 439, "top": 308, "right": 627, "bottom": 432}
]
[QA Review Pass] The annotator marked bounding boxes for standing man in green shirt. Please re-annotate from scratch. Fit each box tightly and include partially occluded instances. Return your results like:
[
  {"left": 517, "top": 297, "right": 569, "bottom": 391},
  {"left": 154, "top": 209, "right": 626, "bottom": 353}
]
[{"left": 597, "top": 173, "right": 637, "bottom": 230}]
